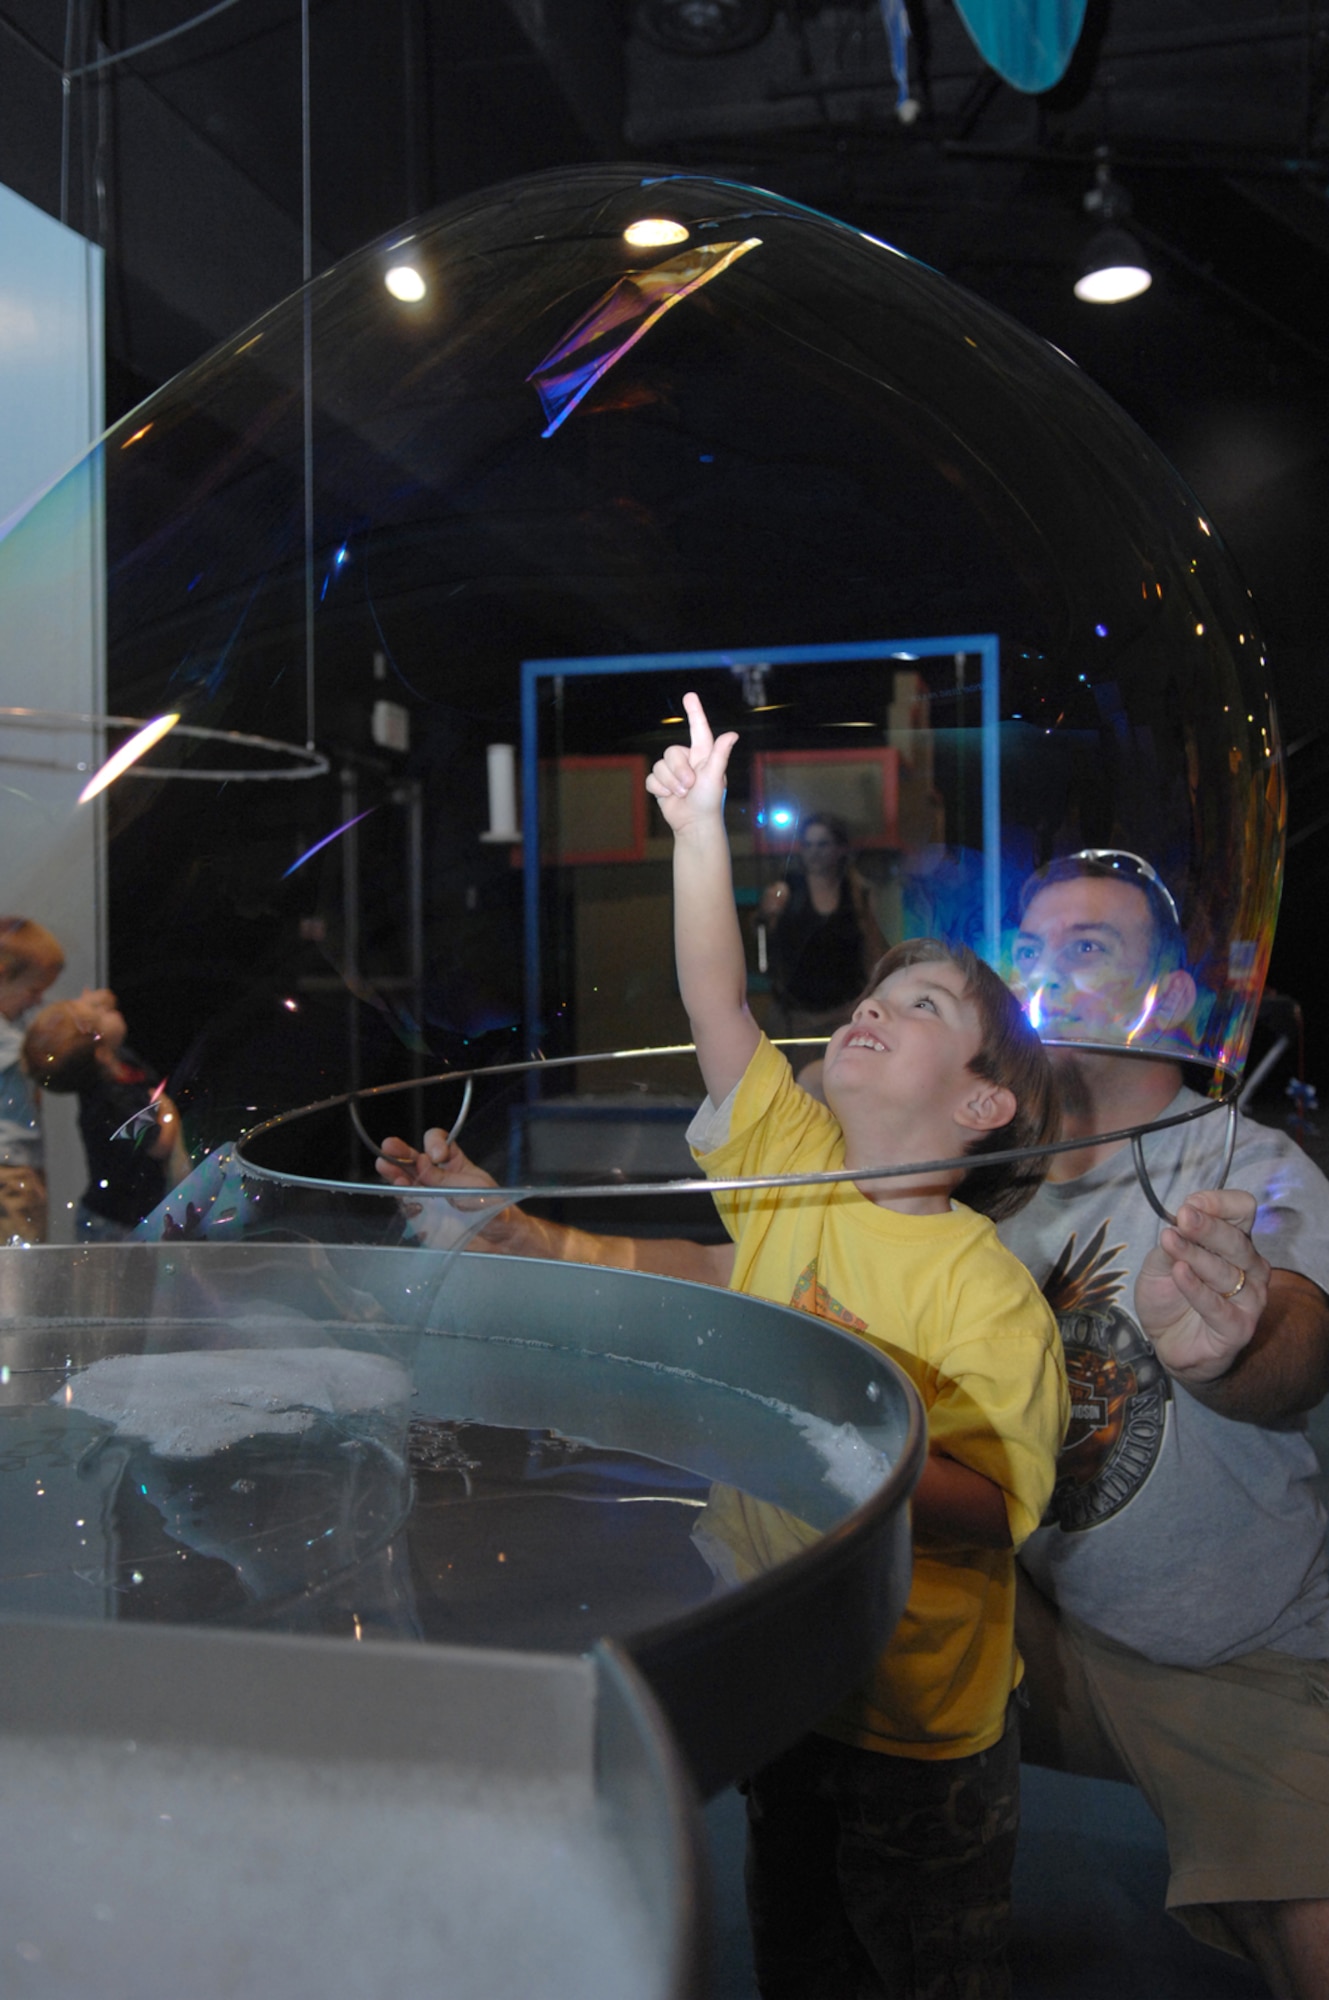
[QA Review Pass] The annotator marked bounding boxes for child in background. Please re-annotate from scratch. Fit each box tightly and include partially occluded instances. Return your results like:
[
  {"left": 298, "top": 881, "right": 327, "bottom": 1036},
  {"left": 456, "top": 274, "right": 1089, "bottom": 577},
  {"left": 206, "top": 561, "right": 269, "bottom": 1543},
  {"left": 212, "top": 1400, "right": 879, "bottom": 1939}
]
[
  {"left": 0, "top": 916, "right": 66, "bottom": 1243},
  {"left": 23, "top": 988, "right": 190, "bottom": 1240},
  {"left": 647, "top": 694, "right": 1067, "bottom": 2000}
]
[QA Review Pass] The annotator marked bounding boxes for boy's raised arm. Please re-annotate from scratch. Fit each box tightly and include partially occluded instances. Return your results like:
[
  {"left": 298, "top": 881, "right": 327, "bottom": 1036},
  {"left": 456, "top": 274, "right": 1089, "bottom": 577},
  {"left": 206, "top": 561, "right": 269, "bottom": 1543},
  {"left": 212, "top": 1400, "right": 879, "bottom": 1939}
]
[{"left": 646, "top": 691, "right": 761, "bottom": 1107}]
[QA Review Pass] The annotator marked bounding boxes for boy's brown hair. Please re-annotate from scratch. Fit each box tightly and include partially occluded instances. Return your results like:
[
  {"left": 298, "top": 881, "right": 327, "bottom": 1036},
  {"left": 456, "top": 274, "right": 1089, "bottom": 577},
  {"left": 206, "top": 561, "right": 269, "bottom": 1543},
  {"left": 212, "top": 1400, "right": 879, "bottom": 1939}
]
[{"left": 857, "top": 938, "right": 1059, "bottom": 1222}]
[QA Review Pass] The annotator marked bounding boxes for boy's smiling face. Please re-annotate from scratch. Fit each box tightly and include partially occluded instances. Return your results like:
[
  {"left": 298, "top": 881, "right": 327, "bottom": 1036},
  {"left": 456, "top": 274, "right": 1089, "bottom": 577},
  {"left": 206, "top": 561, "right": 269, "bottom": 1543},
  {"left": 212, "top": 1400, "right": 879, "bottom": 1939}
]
[{"left": 822, "top": 959, "right": 1007, "bottom": 1162}]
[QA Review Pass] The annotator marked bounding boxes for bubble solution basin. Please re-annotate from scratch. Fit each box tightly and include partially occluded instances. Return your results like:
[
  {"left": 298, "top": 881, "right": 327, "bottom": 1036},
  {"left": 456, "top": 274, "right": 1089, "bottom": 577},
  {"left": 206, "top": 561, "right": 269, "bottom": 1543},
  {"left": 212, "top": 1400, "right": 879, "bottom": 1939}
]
[
  {"left": 0, "top": 1617, "right": 703, "bottom": 2000},
  {"left": 0, "top": 1240, "right": 923, "bottom": 1994}
]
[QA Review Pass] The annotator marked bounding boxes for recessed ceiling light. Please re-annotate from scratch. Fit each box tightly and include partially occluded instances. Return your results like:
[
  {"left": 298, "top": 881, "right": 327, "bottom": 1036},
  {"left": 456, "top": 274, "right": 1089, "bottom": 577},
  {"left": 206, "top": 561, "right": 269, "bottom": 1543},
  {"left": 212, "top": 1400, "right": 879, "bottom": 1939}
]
[
  {"left": 385, "top": 265, "right": 426, "bottom": 303},
  {"left": 624, "top": 219, "right": 689, "bottom": 249}
]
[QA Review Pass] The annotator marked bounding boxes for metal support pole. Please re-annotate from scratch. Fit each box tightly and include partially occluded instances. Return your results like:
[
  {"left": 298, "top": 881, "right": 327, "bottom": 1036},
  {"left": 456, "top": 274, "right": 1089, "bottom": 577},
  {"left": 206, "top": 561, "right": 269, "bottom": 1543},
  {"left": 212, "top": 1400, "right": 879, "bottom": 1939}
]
[
  {"left": 405, "top": 777, "right": 425, "bottom": 1144},
  {"left": 341, "top": 764, "right": 361, "bottom": 1178},
  {"left": 301, "top": 0, "right": 316, "bottom": 751}
]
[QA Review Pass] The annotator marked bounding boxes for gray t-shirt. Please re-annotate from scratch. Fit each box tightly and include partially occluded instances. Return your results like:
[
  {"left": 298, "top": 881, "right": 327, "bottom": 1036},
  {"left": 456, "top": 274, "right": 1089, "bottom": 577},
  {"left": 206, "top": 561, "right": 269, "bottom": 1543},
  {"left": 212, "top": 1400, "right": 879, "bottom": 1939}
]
[{"left": 1002, "top": 1089, "right": 1329, "bottom": 1668}]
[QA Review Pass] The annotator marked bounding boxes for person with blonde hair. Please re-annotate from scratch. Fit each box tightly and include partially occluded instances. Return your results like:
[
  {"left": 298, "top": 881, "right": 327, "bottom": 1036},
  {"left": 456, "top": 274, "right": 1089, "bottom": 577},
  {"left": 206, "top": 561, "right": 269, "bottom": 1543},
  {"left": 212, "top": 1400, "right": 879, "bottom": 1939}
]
[{"left": 0, "top": 916, "right": 65, "bottom": 1243}]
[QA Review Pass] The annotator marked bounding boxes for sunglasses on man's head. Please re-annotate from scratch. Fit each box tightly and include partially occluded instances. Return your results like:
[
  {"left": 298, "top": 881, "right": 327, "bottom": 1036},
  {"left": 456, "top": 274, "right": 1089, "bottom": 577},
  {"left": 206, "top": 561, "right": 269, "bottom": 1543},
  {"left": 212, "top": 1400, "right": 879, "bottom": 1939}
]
[{"left": 1070, "top": 849, "right": 1183, "bottom": 930}]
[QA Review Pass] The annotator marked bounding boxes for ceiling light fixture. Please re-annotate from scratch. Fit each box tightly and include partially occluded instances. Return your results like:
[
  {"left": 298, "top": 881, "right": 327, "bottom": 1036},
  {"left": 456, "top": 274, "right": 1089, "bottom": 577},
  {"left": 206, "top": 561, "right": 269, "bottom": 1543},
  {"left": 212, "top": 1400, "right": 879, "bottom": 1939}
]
[
  {"left": 623, "top": 218, "right": 690, "bottom": 249},
  {"left": 385, "top": 262, "right": 426, "bottom": 303},
  {"left": 1074, "top": 153, "right": 1151, "bottom": 305}
]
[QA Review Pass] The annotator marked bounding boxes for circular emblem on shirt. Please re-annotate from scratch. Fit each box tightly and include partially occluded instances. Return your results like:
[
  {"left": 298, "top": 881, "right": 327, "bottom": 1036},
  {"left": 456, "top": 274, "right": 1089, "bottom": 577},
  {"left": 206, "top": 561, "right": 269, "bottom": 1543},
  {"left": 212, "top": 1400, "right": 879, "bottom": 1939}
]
[{"left": 1048, "top": 1304, "right": 1169, "bottom": 1531}]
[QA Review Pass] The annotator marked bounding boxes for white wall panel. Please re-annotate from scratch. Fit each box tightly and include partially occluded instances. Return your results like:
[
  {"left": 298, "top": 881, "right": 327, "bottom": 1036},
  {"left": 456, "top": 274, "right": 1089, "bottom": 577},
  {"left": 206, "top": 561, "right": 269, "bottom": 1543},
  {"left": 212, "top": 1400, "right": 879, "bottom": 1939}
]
[{"left": 0, "top": 184, "right": 105, "bottom": 1241}]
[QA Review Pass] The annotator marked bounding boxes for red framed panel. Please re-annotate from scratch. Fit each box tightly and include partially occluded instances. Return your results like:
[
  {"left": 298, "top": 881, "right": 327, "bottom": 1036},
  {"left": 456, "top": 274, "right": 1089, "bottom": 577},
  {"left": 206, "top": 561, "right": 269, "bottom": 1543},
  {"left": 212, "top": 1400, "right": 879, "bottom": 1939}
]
[
  {"left": 750, "top": 746, "right": 900, "bottom": 854},
  {"left": 539, "top": 753, "right": 648, "bottom": 864}
]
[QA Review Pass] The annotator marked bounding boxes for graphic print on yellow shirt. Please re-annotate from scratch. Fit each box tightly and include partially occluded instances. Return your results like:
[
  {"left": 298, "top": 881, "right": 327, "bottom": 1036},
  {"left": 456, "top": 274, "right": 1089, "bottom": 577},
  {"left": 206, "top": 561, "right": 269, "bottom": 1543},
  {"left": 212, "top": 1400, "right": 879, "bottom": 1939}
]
[
  {"left": 1040, "top": 1220, "right": 1170, "bottom": 1533},
  {"left": 790, "top": 1257, "right": 868, "bottom": 1333}
]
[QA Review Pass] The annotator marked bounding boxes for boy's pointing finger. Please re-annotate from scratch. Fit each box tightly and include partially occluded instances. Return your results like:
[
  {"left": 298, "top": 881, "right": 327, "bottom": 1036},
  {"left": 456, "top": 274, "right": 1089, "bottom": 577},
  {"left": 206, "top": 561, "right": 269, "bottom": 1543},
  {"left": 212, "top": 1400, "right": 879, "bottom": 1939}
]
[{"left": 682, "top": 690, "right": 713, "bottom": 756}]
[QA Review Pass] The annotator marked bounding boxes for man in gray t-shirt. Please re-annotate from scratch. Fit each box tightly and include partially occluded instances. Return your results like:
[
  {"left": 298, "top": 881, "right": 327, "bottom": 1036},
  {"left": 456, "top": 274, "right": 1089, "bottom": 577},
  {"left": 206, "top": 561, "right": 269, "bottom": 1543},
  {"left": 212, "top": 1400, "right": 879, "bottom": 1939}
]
[
  {"left": 1004, "top": 1100, "right": 1329, "bottom": 1669},
  {"left": 1006, "top": 854, "right": 1329, "bottom": 1994}
]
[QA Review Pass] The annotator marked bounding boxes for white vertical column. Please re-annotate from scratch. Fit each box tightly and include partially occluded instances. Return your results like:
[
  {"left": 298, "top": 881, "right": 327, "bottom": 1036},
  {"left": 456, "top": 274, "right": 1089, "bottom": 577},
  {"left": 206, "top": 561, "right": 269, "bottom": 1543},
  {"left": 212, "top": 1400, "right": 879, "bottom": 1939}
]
[{"left": 0, "top": 185, "right": 105, "bottom": 1241}]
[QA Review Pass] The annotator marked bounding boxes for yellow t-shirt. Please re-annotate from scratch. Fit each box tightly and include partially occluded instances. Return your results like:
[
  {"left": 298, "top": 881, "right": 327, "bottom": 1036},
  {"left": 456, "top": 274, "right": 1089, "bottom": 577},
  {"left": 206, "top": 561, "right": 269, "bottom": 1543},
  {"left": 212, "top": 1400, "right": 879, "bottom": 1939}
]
[{"left": 692, "top": 1034, "right": 1068, "bottom": 1760}]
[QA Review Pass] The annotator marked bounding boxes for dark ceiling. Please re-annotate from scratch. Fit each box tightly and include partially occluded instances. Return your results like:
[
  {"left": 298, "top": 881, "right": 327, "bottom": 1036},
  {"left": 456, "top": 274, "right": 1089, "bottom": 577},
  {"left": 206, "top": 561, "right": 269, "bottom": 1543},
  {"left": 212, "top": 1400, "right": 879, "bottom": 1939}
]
[
  {"left": 3, "top": 0, "right": 1329, "bottom": 1016},
  {"left": 1, "top": 3, "right": 1325, "bottom": 390}
]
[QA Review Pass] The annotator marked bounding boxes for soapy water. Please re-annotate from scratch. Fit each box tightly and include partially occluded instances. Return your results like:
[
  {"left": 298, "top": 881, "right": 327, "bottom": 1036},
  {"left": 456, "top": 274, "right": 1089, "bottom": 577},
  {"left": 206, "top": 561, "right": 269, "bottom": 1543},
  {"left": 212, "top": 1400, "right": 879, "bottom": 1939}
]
[
  {"left": 0, "top": 1342, "right": 883, "bottom": 1645},
  {"left": 0, "top": 1397, "right": 412, "bottom": 1628},
  {"left": 400, "top": 1416, "right": 722, "bottom": 1649}
]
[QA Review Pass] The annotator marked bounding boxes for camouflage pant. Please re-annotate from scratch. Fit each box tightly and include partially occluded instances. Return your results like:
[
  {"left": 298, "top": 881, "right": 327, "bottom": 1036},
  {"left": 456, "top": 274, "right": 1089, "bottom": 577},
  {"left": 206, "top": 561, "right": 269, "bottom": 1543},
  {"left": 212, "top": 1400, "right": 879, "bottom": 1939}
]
[{"left": 743, "top": 1704, "right": 1020, "bottom": 2000}]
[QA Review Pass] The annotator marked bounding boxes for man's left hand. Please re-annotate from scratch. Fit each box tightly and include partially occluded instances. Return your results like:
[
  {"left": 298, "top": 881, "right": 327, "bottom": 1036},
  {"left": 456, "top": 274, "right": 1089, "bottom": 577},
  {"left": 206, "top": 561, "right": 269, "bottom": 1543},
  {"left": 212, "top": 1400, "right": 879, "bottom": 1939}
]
[{"left": 1135, "top": 1188, "right": 1270, "bottom": 1384}]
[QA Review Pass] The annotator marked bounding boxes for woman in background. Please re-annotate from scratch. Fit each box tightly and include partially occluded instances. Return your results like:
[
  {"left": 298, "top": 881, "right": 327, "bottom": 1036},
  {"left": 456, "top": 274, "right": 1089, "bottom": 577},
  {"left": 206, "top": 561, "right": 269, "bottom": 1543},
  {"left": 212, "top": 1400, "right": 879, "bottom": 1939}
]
[{"left": 759, "top": 813, "right": 888, "bottom": 1049}]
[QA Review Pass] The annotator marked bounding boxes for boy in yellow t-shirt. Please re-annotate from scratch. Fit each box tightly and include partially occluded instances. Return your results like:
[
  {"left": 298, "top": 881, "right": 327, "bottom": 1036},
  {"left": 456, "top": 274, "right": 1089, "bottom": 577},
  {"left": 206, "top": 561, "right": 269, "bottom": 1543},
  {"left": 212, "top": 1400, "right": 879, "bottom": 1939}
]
[{"left": 647, "top": 695, "right": 1067, "bottom": 1999}]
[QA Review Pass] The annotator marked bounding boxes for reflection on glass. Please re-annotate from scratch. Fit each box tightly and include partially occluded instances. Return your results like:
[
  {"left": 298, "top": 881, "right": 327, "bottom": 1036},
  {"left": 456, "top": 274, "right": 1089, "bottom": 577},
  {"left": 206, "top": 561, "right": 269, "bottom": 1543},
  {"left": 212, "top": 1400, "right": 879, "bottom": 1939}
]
[
  {"left": 384, "top": 264, "right": 427, "bottom": 304},
  {"left": 622, "top": 218, "right": 690, "bottom": 249},
  {"left": 1010, "top": 851, "right": 1202, "bottom": 1060},
  {"left": 527, "top": 236, "right": 761, "bottom": 437},
  {"left": 77, "top": 712, "right": 180, "bottom": 803},
  {"left": 692, "top": 1480, "right": 821, "bottom": 1591}
]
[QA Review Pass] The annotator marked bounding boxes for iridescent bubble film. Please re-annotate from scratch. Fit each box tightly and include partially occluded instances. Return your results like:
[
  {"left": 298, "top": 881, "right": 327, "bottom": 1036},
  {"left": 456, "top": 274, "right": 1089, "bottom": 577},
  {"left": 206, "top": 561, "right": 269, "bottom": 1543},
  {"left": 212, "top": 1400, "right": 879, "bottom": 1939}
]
[{"left": 0, "top": 164, "right": 1283, "bottom": 1225}]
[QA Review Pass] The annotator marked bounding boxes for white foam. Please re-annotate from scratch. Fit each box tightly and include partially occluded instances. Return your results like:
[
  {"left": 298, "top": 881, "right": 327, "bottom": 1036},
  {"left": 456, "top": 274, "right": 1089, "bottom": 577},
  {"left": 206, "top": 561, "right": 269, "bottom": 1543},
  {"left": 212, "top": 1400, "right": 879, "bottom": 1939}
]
[
  {"left": 59, "top": 1348, "right": 413, "bottom": 1459},
  {"left": 782, "top": 1409, "right": 891, "bottom": 1508},
  {"left": 0, "top": 1734, "right": 659, "bottom": 2000}
]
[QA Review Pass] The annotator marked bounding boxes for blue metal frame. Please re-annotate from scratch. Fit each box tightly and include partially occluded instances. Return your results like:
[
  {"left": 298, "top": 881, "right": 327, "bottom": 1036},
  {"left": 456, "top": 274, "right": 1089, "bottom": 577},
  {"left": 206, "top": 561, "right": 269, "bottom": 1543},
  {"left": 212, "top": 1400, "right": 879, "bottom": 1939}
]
[{"left": 519, "top": 635, "right": 1001, "bottom": 1057}]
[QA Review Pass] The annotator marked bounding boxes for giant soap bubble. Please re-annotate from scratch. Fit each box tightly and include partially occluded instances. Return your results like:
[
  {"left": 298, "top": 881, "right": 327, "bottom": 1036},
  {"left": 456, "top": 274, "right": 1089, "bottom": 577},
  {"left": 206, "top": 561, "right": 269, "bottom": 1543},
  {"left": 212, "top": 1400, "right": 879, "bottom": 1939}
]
[{"left": 0, "top": 165, "right": 1282, "bottom": 1227}]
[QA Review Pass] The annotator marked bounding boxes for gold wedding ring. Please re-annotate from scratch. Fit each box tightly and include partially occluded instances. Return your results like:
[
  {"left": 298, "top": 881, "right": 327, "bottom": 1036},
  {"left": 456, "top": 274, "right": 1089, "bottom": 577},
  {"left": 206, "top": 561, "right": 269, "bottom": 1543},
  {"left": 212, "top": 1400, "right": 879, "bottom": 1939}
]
[{"left": 1218, "top": 1265, "right": 1247, "bottom": 1300}]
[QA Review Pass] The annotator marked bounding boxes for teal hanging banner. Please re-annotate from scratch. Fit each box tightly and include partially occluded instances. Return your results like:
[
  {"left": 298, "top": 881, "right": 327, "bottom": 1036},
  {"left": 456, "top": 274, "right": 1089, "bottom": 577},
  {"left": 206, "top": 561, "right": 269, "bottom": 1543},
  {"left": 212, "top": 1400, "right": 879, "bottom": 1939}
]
[{"left": 950, "top": 0, "right": 1089, "bottom": 93}]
